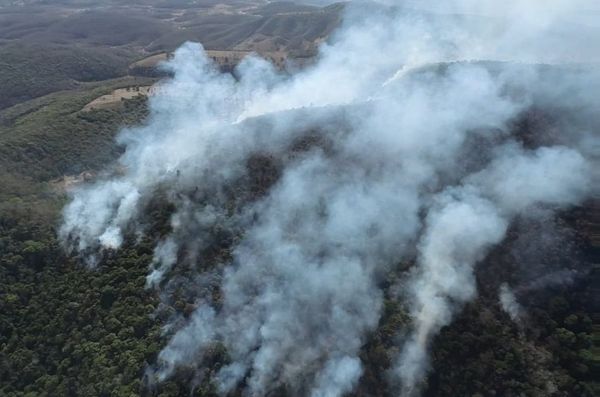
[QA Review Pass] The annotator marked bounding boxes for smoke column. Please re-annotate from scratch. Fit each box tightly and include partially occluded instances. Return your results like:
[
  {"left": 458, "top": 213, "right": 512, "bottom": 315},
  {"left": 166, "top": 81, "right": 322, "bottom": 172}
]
[
  {"left": 394, "top": 144, "right": 590, "bottom": 395},
  {"left": 499, "top": 283, "right": 523, "bottom": 322},
  {"left": 60, "top": 0, "right": 599, "bottom": 395}
]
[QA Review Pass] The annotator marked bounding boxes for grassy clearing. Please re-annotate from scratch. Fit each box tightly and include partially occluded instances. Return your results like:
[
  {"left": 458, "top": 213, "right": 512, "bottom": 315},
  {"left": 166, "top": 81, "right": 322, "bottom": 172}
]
[{"left": 82, "top": 85, "right": 154, "bottom": 112}]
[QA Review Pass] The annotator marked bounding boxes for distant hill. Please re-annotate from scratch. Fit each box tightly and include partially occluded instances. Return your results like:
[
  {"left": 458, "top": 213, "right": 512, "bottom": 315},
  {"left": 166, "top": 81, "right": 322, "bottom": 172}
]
[
  {"left": 0, "top": 1, "right": 341, "bottom": 52},
  {"left": 0, "top": 1, "right": 342, "bottom": 109},
  {"left": 0, "top": 43, "right": 133, "bottom": 110}
]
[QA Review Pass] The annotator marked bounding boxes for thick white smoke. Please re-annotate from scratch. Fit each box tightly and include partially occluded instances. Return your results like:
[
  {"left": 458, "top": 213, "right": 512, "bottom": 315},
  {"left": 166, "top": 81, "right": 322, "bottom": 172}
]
[
  {"left": 60, "top": 1, "right": 598, "bottom": 396},
  {"left": 394, "top": 144, "right": 591, "bottom": 395}
]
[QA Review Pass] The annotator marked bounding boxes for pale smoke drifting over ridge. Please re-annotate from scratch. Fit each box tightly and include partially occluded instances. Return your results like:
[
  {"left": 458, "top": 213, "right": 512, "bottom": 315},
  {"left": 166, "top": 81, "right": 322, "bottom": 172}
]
[{"left": 59, "top": 1, "right": 598, "bottom": 396}]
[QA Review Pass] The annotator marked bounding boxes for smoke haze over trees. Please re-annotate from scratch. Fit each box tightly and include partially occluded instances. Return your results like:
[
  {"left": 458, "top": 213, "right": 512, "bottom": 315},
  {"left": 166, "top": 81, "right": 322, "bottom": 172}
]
[{"left": 1, "top": 0, "right": 598, "bottom": 396}]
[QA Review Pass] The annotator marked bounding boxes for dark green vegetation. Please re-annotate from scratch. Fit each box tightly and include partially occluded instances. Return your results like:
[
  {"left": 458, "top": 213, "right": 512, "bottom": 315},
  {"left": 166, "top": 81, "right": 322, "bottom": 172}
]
[
  {"left": 0, "top": 43, "right": 133, "bottom": 110},
  {"left": 0, "top": 87, "right": 160, "bottom": 395},
  {"left": 0, "top": 78, "right": 153, "bottom": 180},
  {"left": 0, "top": 82, "right": 234, "bottom": 396},
  {"left": 424, "top": 210, "right": 600, "bottom": 397}
]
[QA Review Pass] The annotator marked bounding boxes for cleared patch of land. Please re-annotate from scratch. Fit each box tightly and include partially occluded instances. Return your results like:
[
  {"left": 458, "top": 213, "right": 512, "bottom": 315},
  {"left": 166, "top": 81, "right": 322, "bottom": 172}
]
[
  {"left": 129, "top": 53, "right": 169, "bottom": 69},
  {"left": 50, "top": 171, "right": 95, "bottom": 192},
  {"left": 131, "top": 49, "right": 292, "bottom": 73},
  {"left": 207, "top": 49, "right": 288, "bottom": 68},
  {"left": 82, "top": 86, "right": 154, "bottom": 111}
]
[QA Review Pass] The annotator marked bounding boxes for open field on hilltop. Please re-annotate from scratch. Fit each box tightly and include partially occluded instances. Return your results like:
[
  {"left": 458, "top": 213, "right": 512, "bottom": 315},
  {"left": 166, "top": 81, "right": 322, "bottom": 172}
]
[
  {"left": 129, "top": 52, "right": 169, "bottom": 69},
  {"left": 207, "top": 49, "right": 289, "bottom": 67},
  {"left": 130, "top": 48, "right": 291, "bottom": 72},
  {"left": 82, "top": 86, "right": 154, "bottom": 112}
]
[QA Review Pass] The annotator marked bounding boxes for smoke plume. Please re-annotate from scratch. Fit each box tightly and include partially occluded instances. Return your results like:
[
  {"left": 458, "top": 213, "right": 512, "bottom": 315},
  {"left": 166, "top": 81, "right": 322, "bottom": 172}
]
[
  {"left": 499, "top": 283, "right": 523, "bottom": 322},
  {"left": 60, "top": 1, "right": 599, "bottom": 395}
]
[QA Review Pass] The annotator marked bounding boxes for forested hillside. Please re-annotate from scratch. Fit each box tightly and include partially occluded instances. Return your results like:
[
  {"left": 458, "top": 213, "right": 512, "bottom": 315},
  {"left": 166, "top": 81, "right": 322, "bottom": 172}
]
[
  {"left": 0, "top": 75, "right": 598, "bottom": 396},
  {"left": 0, "top": 89, "right": 158, "bottom": 395}
]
